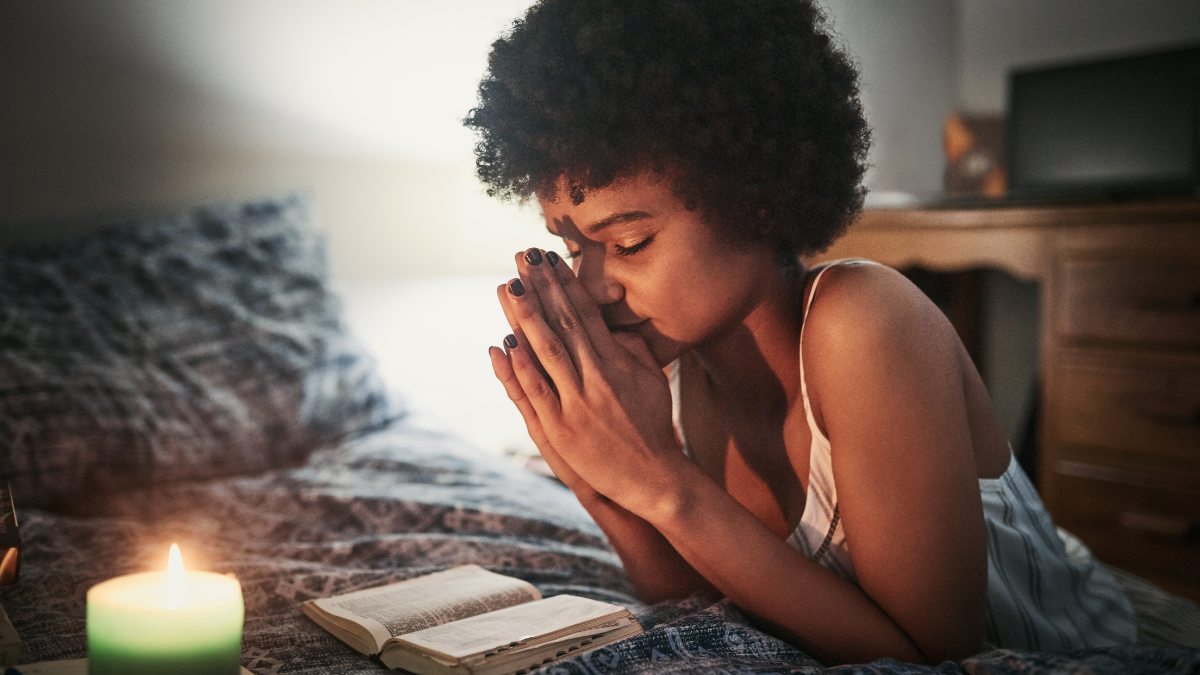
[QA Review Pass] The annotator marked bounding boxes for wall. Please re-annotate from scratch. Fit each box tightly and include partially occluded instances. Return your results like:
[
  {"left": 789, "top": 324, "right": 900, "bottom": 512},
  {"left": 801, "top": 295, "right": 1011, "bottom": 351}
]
[
  {"left": 4, "top": 1, "right": 1199, "bottom": 448},
  {"left": 958, "top": 0, "right": 1200, "bottom": 113},
  {"left": 0, "top": 0, "right": 559, "bottom": 283},
  {"left": 6, "top": 1, "right": 1200, "bottom": 271},
  {"left": 819, "top": 0, "right": 957, "bottom": 197}
]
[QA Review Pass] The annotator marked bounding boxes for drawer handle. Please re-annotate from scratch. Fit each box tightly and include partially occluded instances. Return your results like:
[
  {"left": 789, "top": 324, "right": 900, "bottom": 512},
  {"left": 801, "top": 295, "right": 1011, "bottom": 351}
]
[{"left": 1118, "top": 511, "right": 1197, "bottom": 541}]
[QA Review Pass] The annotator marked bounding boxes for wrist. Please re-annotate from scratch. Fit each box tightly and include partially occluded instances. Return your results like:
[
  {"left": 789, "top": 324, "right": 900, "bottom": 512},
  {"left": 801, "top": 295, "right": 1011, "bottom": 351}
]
[
  {"left": 625, "top": 454, "right": 703, "bottom": 531},
  {"left": 571, "top": 482, "right": 609, "bottom": 507}
]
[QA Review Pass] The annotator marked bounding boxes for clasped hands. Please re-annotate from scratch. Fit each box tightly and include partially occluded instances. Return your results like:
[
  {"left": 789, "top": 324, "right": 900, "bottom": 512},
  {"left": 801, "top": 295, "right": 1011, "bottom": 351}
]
[{"left": 489, "top": 248, "right": 684, "bottom": 519}]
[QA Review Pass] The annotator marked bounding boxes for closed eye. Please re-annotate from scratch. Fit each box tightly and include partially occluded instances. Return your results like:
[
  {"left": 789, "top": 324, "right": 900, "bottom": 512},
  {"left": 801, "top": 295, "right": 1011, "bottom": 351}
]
[{"left": 614, "top": 234, "right": 655, "bottom": 257}]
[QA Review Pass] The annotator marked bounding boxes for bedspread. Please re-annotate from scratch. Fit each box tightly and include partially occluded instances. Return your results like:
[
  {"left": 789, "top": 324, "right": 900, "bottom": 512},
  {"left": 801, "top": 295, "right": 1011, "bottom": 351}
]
[{"left": 3, "top": 421, "right": 1198, "bottom": 675}]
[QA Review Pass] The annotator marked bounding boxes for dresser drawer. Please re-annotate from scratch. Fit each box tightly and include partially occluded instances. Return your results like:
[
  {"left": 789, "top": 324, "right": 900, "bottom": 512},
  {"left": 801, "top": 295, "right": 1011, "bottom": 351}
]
[
  {"left": 1051, "top": 351, "right": 1200, "bottom": 466},
  {"left": 1056, "top": 257, "right": 1200, "bottom": 347},
  {"left": 1046, "top": 469, "right": 1200, "bottom": 599}
]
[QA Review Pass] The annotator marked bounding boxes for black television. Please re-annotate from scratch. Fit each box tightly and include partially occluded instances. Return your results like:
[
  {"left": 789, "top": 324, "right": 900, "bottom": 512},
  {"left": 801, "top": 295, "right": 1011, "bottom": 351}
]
[{"left": 1007, "top": 45, "right": 1200, "bottom": 201}]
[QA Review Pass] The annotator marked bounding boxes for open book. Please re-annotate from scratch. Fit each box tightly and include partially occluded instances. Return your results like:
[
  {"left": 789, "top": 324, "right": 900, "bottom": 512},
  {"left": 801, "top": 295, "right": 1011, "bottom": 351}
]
[{"left": 302, "top": 565, "right": 642, "bottom": 675}]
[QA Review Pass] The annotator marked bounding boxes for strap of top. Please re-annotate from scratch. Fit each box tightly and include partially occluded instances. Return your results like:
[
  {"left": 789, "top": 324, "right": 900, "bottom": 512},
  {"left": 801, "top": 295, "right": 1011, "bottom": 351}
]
[
  {"left": 799, "top": 260, "right": 879, "bottom": 441},
  {"left": 802, "top": 265, "right": 837, "bottom": 321},
  {"left": 677, "top": 259, "right": 876, "bottom": 459},
  {"left": 798, "top": 264, "right": 837, "bottom": 436}
]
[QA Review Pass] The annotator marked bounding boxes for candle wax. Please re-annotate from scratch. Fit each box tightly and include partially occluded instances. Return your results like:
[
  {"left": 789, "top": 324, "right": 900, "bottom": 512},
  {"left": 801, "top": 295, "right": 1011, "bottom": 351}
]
[{"left": 88, "top": 570, "right": 243, "bottom": 675}]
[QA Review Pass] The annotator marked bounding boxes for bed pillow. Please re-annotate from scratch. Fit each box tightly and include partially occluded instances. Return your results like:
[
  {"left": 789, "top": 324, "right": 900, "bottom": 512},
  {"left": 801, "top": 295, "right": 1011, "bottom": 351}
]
[{"left": 0, "top": 193, "right": 394, "bottom": 508}]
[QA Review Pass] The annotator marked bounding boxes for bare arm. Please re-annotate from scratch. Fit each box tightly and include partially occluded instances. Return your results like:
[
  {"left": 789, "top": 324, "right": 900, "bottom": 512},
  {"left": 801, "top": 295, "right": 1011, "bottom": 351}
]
[
  {"left": 636, "top": 266, "right": 990, "bottom": 664},
  {"left": 646, "top": 459, "right": 927, "bottom": 663},
  {"left": 491, "top": 281, "right": 716, "bottom": 603},
  {"left": 793, "top": 264, "right": 989, "bottom": 662},
  {"left": 503, "top": 254, "right": 987, "bottom": 665}
]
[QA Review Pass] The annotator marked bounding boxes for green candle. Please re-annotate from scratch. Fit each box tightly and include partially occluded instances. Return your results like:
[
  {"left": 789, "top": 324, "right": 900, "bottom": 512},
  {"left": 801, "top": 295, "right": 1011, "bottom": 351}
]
[{"left": 87, "top": 545, "right": 243, "bottom": 675}]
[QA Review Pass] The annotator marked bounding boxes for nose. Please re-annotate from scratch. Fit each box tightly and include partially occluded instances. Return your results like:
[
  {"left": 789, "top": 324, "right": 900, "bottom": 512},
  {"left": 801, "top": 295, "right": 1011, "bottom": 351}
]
[{"left": 574, "top": 252, "right": 624, "bottom": 308}]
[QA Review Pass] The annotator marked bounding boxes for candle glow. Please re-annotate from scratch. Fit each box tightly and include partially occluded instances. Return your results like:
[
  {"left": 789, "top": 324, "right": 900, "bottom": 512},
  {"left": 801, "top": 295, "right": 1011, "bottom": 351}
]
[
  {"left": 164, "top": 543, "right": 187, "bottom": 609},
  {"left": 87, "top": 543, "right": 244, "bottom": 675}
]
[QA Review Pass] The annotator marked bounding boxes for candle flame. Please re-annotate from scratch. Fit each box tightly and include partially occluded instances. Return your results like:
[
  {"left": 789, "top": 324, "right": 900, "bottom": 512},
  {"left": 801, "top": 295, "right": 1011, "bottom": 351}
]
[{"left": 164, "top": 543, "right": 187, "bottom": 609}]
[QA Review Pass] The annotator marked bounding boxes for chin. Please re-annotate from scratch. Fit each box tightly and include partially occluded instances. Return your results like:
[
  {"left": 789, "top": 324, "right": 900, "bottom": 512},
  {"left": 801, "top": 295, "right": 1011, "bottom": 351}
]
[
  {"left": 611, "top": 322, "right": 687, "bottom": 368},
  {"left": 643, "top": 333, "right": 687, "bottom": 369}
]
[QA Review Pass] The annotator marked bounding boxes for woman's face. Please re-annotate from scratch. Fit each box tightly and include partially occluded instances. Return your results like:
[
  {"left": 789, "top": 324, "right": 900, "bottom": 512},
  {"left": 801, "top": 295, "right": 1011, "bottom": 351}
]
[{"left": 538, "top": 174, "right": 778, "bottom": 367}]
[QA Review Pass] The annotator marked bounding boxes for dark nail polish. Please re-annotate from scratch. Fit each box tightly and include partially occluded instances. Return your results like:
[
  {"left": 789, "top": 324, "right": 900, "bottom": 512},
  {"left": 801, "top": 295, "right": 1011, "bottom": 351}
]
[
  {"left": 508, "top": 278, "right": 525, "bottom": 296},
  {"left": 545, "top": 250, "right": 561, "bottom": 267},
  {"left": 504, "top": 334, "right": 518, "bottom": 349},
  {"left": 524, "top": 248, "right": 543, "bottom": 266}
]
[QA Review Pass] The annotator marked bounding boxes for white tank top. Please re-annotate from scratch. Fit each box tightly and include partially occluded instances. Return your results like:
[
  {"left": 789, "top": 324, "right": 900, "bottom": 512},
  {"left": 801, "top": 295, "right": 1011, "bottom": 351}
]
[{"left": 668, "top": 259, "right": 1137, "bottom": 651}]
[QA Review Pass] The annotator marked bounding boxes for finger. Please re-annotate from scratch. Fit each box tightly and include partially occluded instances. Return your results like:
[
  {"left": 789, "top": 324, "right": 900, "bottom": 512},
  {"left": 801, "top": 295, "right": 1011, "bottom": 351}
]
[
  {"left": 499, "top": 282, "right": 558, "bottom": 396},
  {"left": 612, "top": 331, "right": 658, "bottom": 370},
  {"left": 492, "top": 345, "right": 584, "bottom": 486},
  {"left": 505, "top": 332, "right": 565, "bottom": 423},
  {"left": 507, "top": 255, "right": 584, "bottom": 396},
  {"left": 497, "top": 283, "right": 520, "bottom": 330},
  {"left": 518, "top": 249, "right": 602, "bottom": 373},
  {"left": 548, "top": 251, "right": 620, "bottom": 359},
  {"left": 489, "top": 345, "right": 551, "bottom": 448}
]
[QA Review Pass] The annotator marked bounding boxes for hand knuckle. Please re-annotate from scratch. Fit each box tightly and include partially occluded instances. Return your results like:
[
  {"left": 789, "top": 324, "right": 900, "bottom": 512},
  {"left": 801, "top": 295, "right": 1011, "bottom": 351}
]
[
  {"left": 530, "top": 376, "right": 556, "bottom": 399},
  {"left": 556, "top": 310, "right": 582, "bottom": 333},
  {"left": 515, "top": 301, "right": 538, "bottom": 320},
  {"left": 542, "top": 339, "right": 570, "bottom": 363}
]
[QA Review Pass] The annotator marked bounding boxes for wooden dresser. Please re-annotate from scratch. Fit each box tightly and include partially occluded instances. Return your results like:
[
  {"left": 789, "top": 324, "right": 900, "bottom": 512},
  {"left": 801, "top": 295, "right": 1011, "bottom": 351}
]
[{"left": 807, "top": 199, "right": 1200, "bottom": 601}]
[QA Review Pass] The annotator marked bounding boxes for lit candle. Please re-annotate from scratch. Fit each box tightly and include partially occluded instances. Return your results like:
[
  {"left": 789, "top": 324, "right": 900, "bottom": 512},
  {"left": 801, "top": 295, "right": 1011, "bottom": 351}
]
[{"left": 87, "top": 544, "right": 243, "bottom": 675}]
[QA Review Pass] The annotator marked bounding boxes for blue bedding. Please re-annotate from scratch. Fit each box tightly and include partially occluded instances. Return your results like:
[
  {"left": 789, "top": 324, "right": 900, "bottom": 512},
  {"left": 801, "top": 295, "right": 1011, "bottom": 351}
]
[{"left": 5, "top": 419, "right": 1198, "bottom": 675}]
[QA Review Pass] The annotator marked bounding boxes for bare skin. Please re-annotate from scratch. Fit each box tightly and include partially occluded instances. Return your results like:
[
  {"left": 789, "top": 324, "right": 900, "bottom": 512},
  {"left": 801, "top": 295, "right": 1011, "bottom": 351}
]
[{"left": 487, "top": 173, "right": 1012, "bottom": 666}]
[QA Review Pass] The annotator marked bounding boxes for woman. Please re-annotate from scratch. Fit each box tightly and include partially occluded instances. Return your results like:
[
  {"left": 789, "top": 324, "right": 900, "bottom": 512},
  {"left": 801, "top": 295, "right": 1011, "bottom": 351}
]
[{"left": 465, "top": 0, "right": 1136, "bottom": 665}]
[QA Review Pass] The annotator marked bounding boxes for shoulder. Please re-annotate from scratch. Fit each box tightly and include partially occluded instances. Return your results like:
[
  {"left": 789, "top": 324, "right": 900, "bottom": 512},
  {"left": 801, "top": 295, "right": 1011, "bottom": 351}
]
[
  {"left": 801, "top": 262, "right": 965, "bottom": 429},
  {"left": 801, "top": 263, "right": 991, "bottom": 661},
  {"left": 804, "top": 261, "right": 953, "bottom": 351}
]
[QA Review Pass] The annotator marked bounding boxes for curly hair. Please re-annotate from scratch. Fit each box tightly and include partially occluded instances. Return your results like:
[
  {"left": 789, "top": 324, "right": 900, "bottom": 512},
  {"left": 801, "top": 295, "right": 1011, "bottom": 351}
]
[{"left": 464, "top": 0, "right": 870, "bottom": 258}]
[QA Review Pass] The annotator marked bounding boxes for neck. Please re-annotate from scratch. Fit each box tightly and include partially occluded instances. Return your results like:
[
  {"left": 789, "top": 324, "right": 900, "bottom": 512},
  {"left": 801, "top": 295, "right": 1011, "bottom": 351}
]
[{"left": 691, "top": 264, "right": 808, "bottom": 413}]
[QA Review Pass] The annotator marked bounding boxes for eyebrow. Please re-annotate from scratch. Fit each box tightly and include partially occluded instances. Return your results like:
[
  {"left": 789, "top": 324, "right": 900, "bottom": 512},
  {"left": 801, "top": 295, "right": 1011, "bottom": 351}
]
[
  {"left": 585, "top": 211, "right": 655, "bottom": 237},
  {"left": 545, "top": 211, "right": 654, "bottom": 237}
]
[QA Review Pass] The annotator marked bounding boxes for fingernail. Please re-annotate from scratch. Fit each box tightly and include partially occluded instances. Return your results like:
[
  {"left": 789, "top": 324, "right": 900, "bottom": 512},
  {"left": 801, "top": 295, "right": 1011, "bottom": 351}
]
[
  {"left": 508, "top": 278, "right": 525, "bottom": 297},
  {"left": 504, "top": 334, "right": 518, "bottom": 349},
  {"left": 524, "top": 248, "right": 543, "bottom": 266},
  {"left": 545, "top": 250, "right": 561, "bottom": 267}
]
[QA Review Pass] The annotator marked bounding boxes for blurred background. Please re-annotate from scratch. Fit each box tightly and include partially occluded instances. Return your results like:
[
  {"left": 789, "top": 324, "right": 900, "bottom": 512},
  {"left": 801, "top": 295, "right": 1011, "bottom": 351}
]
[{"left": 2, "top": 0, "right": 1199, "bottom": 460}]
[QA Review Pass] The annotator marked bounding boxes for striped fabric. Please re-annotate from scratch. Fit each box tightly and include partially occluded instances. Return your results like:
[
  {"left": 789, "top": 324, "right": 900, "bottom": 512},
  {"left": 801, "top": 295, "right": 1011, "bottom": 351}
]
[
  {"left": 1105, "top": 562, "right": 1200, "bottom": 647},
  {"left": 978, "top": 459, "right": 1135, "bottom": 649},
  {"left": 669, "top": 259, "right": 1141, "bottom": 651}
]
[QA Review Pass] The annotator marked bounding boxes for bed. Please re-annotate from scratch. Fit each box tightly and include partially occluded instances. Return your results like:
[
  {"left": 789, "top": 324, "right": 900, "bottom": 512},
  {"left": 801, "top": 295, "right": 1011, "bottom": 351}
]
[{"left": 2, "top": 194, "right": 1197, "bottom": 675}]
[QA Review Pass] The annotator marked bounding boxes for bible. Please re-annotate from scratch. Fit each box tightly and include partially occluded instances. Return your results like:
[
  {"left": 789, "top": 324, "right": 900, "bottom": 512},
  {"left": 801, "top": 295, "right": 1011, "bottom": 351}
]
[{"left": 301, "top": 565, "right": 642, "bottom": 675}]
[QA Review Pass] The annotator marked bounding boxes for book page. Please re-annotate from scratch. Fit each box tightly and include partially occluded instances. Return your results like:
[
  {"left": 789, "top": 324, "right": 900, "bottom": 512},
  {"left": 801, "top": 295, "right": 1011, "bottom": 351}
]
[
  {"left": 311, "top": 566, "right": 541, "bottom": 651},
  {"left": 396, "top": 594, "right": 626, "bottom": 660}
]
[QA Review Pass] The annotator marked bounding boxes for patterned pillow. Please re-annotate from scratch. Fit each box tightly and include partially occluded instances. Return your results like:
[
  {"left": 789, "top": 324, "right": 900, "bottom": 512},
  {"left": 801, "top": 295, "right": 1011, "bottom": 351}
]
[{"left": 0, "top": 194, "right": 394, "bottom": 508}]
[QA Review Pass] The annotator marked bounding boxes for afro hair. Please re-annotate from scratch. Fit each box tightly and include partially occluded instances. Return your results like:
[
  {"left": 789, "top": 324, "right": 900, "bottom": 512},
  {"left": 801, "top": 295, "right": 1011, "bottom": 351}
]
[{"left": 464, "top": 0, "right": 871, "bottom": 259}]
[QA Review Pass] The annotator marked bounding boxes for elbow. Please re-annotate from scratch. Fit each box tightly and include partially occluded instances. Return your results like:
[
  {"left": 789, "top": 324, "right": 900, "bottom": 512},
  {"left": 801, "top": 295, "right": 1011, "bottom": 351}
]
[
  {"left": 914, "top": 629, "right": 985, "bottom": 665},
  {"left": 901, "top": 605, "right": 986, "bottom": 665},
  {"left": 634, "top": 577, "right": 722, "bottom": 606}
]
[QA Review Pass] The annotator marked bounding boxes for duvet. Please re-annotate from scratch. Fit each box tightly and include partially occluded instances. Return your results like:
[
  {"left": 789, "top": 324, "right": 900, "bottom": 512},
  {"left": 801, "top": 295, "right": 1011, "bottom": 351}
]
[{"left": 4, "top": 420, "right": 1198, "bottom": 675}]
